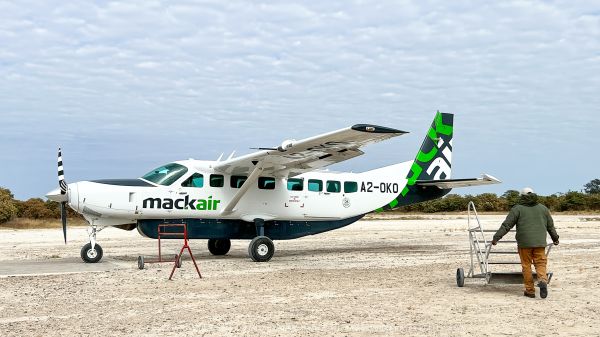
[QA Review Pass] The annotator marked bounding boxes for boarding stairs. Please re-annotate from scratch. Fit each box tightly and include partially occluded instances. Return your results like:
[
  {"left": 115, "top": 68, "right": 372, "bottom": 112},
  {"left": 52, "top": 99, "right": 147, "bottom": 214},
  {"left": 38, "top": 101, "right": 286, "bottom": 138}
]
[{"left": 456, "top": 201, "right": 553, "bottom": 286}]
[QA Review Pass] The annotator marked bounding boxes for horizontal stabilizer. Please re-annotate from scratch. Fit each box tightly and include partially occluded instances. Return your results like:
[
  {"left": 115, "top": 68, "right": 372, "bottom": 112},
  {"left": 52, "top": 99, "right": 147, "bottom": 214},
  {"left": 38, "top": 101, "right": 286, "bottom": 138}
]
[{"left": 415, "top": 174, "right": 501, "bottom": 189}]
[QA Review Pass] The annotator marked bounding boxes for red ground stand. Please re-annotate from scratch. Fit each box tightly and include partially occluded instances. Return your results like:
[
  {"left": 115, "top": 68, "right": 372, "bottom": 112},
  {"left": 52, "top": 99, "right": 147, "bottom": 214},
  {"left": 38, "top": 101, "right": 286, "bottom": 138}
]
[
  {"left": 167, "top": 224, "right": 202, "bottom": 280},
  {"left": 137, "top": 223, "right": 202, "bottom": 280}
]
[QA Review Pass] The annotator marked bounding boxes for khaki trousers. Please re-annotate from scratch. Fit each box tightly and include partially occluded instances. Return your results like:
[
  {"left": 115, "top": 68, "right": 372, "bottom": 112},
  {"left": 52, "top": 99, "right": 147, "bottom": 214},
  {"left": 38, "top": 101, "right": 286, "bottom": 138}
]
[{"left": 518, "top": 247, "right": 548, "bottom": 294}]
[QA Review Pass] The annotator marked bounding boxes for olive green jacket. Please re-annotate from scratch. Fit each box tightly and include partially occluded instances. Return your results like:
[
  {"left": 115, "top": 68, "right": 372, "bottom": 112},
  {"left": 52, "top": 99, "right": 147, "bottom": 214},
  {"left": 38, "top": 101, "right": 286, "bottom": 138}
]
[{"left": 493, "top": 194, "right": 559, "bottom": 248}]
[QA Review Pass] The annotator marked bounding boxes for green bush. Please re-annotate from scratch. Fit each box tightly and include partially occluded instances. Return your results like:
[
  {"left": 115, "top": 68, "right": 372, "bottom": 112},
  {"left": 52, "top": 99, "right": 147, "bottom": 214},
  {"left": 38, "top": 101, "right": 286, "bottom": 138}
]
[
  {"left": 587, "top": 193, "right": 600, "bottom": 210},
  {"left": 559, "top": 191, "right": 587, "bottom": 211},
  {"left": 501, "top": 190, "right": 520, "bottom": 210},
  {"left": 17, "top": 198, "right": 58, "bottom": 219},
  {"left": 0, "top": 187, "right": 18, "bottom": 223}
]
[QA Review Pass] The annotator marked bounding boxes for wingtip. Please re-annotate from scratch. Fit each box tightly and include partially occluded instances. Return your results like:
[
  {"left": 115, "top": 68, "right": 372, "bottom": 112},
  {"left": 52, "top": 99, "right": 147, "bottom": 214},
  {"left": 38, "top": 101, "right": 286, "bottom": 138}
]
[
  {"left": 482, "top": 174, "right": 501, "bottom": 184},
  {"left": 351, "top": 124, "right": 408, "bottom": 134}
]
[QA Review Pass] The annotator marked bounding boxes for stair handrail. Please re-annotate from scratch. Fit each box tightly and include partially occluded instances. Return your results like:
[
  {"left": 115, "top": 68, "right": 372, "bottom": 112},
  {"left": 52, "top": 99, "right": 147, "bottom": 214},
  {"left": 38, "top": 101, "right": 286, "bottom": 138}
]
[{"left": 467, "top": 201, "right": 490, "bottom": 277}]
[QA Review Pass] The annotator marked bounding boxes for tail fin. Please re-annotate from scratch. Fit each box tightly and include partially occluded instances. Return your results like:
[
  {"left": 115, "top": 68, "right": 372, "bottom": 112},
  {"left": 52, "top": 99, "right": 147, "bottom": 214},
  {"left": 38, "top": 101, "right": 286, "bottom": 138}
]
[
  {"left": 409, "top": 111, "right": 453, "bottom": 182},
  {"left": 381, "top": 111, "right": 454, "bottom": 210}
]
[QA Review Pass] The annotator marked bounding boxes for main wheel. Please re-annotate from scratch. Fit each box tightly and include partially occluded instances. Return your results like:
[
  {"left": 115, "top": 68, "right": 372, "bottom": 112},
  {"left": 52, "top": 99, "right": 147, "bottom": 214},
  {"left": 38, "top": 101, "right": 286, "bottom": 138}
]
[
  {"left": 248, "top": 236, "right": 275, "bottom": 262},
  {"left": 208, "top": 239, "right": 231, "bottom": 256},
  {"left": 456, "top": 268, "right": 465, "bottom": 287},
  {"left": 81, "top": 243, "right": 103, "bottom": 263},
  {"left": 138, "top": 256, "right": 145, "bottom": 270}
]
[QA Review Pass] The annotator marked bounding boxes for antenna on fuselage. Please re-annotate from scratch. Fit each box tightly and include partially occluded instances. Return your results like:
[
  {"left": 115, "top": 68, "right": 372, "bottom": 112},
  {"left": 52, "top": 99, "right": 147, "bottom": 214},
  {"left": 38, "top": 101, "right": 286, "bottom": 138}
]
[
  {"left": 216, "top": 153, "right": 224, "bottom": 161},
  {"left": 227, "top": 151, "right": 236, "bottom": 160}
]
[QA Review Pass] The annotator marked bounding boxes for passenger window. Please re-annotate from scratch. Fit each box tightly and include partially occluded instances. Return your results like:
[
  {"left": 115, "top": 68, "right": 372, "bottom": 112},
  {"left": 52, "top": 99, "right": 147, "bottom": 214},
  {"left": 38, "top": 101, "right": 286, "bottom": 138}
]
[
  {"left": 287, "top": 178, "right": 304, "bottom": 191},
  {"left": 258, "top": 177, "right": 276, "bottom": 190},
  {"left": 181, "top": 173, "right": 204, "bottom": 188},
  {"left": 308, "top": 179, "right": 323, "bottom": 192},
  {"left": 230, "top": 175, "right": 248, "bottom": 188},
  {"left": 326, "top": 180, "right": 341, "bottom": 193},
  {"left": 344, "top": 181, "right": 358, "bottom": 193},
  {"left": 210, "top": 174, "right": 224, "bottom": 187}
]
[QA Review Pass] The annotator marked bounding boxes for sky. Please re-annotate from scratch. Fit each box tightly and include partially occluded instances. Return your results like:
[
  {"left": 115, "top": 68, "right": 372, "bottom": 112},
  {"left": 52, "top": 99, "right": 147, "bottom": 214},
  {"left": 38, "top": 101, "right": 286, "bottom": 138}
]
[{"left": 1, "top": 0, "right": 599, "bottom": 200}]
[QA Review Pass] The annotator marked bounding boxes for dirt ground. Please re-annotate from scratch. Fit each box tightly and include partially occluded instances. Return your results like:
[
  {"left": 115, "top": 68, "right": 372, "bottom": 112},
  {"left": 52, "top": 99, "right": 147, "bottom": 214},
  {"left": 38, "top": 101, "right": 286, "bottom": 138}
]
[{"left": 1, "top": 214, "right": 599, "bottom": 337}]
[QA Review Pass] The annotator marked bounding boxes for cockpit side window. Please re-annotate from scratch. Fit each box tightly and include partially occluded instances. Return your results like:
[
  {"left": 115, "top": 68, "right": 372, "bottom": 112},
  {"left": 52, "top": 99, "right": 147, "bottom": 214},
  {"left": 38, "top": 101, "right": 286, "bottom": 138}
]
[
  {"left": 181, "top": 173, "right": 204, "bottom": 188},
  {"left": 141, "top": 163, "right": 188, "bottom": 186}
]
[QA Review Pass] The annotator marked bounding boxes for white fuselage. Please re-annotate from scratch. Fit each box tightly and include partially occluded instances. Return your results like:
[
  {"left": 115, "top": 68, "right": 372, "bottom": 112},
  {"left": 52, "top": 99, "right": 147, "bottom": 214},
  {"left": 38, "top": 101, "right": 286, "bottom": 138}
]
[{"left": 65, "top": 160, "right": 413, "bottom": 227}]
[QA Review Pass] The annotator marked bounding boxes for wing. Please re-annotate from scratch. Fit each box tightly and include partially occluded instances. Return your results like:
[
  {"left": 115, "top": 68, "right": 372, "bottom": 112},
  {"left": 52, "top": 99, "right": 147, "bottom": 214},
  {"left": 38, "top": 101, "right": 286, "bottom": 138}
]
[
  {"left": 415, "top": 174, "right": 501, "bottom": 189},
  {"left": 214, "top": 124, "right": 408, "bottom": 177},
  {"left": 216, "top": 124, "right": 407, "bottom": 214}
]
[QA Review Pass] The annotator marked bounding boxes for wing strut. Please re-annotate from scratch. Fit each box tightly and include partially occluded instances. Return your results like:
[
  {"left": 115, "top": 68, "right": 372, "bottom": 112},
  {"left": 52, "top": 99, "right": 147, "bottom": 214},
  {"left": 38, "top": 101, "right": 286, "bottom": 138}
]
[{"left": 221, "top": 161, "right": 264, "bottom": 215}]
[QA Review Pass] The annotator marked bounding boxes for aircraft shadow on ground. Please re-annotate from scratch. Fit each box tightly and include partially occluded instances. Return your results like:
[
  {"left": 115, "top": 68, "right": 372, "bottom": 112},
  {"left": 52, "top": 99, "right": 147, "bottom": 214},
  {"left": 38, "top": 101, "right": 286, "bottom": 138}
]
[{"left": 111, "top": 243, "right": 447, "bottom": 262}]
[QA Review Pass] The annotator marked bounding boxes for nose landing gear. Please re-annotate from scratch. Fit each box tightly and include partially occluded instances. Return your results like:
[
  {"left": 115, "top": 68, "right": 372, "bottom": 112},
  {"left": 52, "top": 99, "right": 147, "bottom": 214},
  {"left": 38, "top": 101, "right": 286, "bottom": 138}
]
[
  {"left": 81, "top": 242, "right": 103, "bottom": 263},
  {"left": 81, "top": 223, "right": 105, "bottom": 263}
]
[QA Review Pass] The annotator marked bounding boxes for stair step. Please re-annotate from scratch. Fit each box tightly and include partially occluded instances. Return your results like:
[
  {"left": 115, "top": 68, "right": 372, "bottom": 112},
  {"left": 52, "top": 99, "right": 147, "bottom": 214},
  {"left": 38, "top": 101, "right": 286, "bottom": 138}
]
[{"left": 482, "top": 261, "right": 521, "bottom": 265}]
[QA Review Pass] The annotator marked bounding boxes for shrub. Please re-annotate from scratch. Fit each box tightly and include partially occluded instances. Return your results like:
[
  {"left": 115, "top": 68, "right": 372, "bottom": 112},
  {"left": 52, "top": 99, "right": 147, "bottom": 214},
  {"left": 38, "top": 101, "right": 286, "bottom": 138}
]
[
  {"left": 18, "top": 198, "right": 57, "bottom": 219},
  {"left": 0, "top": 187, "right": 18, "bottom": 223}
]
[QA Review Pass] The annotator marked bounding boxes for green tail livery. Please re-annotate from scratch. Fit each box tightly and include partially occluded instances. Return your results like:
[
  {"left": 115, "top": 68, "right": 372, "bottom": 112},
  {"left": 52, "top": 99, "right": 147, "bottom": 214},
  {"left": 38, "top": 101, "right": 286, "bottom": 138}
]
[{"left": 381, "top": 111, "right": 454, "bottom": 211}]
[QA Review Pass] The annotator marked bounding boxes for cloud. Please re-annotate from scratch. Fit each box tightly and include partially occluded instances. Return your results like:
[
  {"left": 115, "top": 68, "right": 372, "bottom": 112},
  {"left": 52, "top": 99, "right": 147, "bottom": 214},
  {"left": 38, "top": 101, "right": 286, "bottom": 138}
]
[{"left": 0, "top": 0, "right": 599, "bottom": 198}]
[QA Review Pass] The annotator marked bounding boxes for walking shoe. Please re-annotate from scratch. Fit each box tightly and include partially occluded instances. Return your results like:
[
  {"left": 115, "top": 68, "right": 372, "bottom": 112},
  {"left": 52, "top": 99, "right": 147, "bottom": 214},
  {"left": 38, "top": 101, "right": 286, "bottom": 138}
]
[
  {"left": 523, "top": 291, "right": 535, "bottom": 298},
  {"left": 539, "top": 282, "right": 548, "bottom": 299}
]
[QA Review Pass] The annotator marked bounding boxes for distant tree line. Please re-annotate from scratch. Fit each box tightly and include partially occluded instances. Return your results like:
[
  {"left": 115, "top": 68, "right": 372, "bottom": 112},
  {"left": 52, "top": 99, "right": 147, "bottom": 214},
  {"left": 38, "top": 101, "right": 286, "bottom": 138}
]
[
  {"left": 0, "top": 187, "right": 82, "bottom": 224},
  {"left": 399, "top": 190, "right": 600, "bottom": 213},
  {"left": 397, "top": 178, "right": 600, "bottom": 213},
  {"left": 1, "top": 179, "right": 600, "bottom": 224}
]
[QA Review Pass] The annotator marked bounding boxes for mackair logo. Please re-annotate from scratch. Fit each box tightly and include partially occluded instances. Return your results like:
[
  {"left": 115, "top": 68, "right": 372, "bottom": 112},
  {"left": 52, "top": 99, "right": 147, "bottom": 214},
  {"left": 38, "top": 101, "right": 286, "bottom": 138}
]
[
  {"left": 142, "top": 195, "right": 221, "bottom": 211},
  {"left": 379, "top": 111, "right": 453, "bottom": 211}
]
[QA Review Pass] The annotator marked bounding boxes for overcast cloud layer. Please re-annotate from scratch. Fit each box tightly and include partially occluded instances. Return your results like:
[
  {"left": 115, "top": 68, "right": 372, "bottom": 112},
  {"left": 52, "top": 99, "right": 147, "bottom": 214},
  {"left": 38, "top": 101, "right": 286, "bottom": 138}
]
[{"left": 1, "top": 0, "right": 599, "bottom": 200}]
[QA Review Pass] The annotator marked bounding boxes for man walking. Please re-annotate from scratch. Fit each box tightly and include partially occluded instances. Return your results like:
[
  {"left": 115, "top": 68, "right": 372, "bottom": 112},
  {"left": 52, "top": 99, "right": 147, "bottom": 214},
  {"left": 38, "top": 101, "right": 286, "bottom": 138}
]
[{"left": 492, "top": 187, "right": 559, "bottom": 298}]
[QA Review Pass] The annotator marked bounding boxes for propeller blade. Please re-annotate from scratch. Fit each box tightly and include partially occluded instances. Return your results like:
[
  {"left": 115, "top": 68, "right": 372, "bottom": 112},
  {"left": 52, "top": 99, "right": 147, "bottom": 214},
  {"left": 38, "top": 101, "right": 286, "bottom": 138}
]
[
  {"left": 58, "top": 148, "right": 68, "bottom": 244},
  {"left": 60, "top": 202, "right": 67, "bottom": 244},
  {"left": 58, "top": 148, "right": 68, "bottom": 194}
]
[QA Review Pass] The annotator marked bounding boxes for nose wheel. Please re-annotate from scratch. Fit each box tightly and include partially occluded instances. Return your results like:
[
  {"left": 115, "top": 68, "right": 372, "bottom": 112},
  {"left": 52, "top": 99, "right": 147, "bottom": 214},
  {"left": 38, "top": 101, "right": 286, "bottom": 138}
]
[
  {"left": 80, "top": 223, "right": 105, "bottom": 263},
  {"left": 81, "top": 242, "right": 103, "bottom": 263}
]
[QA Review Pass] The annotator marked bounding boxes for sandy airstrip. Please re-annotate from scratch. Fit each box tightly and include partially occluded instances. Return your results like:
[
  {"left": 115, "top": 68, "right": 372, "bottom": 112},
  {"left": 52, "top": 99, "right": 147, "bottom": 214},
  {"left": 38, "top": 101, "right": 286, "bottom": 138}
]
[{"left": 1, "top": 214, "right": 599, "bottom": 336}]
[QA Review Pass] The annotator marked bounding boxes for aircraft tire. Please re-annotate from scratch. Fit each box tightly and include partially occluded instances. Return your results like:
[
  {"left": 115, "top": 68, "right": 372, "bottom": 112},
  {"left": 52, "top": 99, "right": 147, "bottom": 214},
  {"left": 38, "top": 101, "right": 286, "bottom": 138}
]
[
  {"left": 81, "top": 243, "right": 103, "bottom": 263},
  {"left": 456, "top": 268, "right": 465, "bottom": 287},
  {"left": 138, "top": 256, "right": 144, "bottom": 270},
  {"left": 208, "top": 239, "right": 231, "bottom": 256},
  {"left": 248, "top": 236, "right": 274, "bottom": 262}
]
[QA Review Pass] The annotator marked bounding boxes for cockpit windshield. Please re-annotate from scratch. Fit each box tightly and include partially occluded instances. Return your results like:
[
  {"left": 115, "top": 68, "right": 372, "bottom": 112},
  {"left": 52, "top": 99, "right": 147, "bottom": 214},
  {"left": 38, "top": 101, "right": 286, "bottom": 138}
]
[{"left": 141, "top": 163, "right": 188, "bottom": 186}]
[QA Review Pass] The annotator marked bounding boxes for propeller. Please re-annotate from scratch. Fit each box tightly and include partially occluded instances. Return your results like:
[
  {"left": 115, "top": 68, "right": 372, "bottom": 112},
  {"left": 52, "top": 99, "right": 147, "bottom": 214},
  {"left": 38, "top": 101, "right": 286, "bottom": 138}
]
[{"left": 58, "top": 148, "right": 68, "bottom": 244}]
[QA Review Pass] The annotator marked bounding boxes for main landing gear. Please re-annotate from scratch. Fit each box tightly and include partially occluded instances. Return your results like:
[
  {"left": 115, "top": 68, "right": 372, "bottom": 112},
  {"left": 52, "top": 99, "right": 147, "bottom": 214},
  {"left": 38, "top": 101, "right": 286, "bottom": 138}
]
[
  {"left": 248, "top": 218, "right": 275, "bottom": 262},
  {"left": 206, "top": 219, "right": 275, "bottom": 262},
  {"left": 81, "top": 224, "right": 105, "bottom": 263},
  {"left": 207, "top": 239, "right": 231, "bottom": 255},
  {"left": 248, "top": 236, "right": 274, "bottom": 262}
]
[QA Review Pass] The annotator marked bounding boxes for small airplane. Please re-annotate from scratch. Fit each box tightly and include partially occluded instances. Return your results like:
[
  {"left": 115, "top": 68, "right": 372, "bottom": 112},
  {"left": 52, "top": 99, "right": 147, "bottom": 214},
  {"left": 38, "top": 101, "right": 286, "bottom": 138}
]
[{"left": 46, "top": 112, "right": 499, "bottom": 263}]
